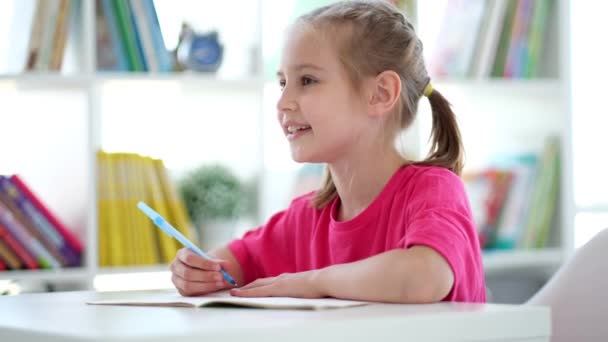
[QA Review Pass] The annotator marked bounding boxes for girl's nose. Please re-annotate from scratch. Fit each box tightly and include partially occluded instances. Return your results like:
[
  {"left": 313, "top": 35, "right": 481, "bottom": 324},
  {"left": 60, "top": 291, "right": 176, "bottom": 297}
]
[{"left": 276, "top": 86, "right": 297, "bottom": 113}]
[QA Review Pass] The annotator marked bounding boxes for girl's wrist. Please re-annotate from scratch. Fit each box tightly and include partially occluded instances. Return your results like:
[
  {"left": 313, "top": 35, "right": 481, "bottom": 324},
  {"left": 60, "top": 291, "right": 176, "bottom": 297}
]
[{"left": 311, "top": 265, "right": 335, "bottom": 298}]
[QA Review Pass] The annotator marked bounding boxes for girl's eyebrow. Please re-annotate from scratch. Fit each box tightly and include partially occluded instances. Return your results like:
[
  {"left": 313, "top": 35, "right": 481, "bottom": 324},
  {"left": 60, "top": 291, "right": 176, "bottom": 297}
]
[{"left": 277, "top": 63, "right": 326, "bottom": 77}]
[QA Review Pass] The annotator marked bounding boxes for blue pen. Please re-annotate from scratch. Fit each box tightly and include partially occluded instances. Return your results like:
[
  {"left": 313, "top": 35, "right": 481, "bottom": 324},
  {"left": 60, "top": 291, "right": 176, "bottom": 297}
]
[{"left": 137, "top": 201, "right": 238, "bottom": 286}]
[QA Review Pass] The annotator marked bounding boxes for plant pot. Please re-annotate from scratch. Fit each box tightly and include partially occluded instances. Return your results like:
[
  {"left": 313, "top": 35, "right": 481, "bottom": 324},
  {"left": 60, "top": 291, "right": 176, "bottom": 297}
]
[{"left": 196, "top": 219, "right": 238, "bottom": 252}]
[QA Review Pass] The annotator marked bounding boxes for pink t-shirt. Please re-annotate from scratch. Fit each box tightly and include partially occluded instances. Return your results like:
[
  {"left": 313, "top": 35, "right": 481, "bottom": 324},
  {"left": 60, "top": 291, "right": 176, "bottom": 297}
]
[{"left": 228, "top": 165, "right": 486, "bottom": 302}]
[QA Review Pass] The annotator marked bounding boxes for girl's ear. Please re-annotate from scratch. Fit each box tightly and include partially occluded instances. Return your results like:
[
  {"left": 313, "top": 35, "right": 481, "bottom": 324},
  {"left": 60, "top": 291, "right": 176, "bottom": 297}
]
[{"left": 368, "top": 70, "right": 401, "bottom": 118}]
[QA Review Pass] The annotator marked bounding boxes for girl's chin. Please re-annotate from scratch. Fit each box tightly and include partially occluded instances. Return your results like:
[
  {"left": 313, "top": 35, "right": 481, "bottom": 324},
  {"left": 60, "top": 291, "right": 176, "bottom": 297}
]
[{"left": 290, "top": 152, "right": 321, "bottom": 164}]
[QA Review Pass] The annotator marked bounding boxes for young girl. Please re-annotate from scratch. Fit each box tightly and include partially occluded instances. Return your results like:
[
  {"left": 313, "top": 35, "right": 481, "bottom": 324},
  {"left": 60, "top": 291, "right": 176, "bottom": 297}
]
[{"left": 170, "top": 0, "right": 485, "bottom": 303}]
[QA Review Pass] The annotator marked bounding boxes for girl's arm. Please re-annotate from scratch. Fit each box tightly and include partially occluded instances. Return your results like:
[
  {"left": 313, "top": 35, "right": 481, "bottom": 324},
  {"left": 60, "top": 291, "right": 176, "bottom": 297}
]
[
  {"left": 231, "top": 246, "right": 454, "bottom": 304},
  {"left": 315, "top": 246, "right": 454, "bottom": 303}
]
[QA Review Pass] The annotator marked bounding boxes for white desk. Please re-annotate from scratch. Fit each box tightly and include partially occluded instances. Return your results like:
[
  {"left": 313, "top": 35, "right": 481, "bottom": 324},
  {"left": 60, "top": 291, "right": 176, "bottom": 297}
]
[{"left": 0, "top": 290, "right": 550, "bottom": 342}]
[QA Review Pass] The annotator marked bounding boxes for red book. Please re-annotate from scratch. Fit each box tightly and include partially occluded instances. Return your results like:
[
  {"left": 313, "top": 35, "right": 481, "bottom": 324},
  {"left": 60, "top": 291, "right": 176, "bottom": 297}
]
[
  {"left": 9, "top": 175, "right": 83, "bottom": 254},
  {"left": 0, "top": 223, "right": 39, "bottom": 269}
]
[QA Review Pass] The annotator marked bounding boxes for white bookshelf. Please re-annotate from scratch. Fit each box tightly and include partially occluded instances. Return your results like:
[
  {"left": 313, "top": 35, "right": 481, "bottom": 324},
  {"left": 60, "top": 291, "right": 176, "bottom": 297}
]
[
  {"left": 412, "top": 0, "right": 573, "bottom": 280},
  {"left": 0, "top": 0, "right": 575, "bottom": 289}
]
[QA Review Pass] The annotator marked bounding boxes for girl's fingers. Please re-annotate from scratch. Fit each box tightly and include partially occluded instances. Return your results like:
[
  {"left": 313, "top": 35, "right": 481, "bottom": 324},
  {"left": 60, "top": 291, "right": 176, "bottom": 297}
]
[
  {"left": 170, "top": 260, "right": 224, "bottom": 283},
  {"left": 237, "top": 277, "right": 275, "bottom": 290},
  {"left": 177, "top": 248, "right": 222, "bottom": 271},
  {"left": 231, "top": 284, "right": 274, "bottom": 298},
  {"left": 171, "top": 273, "right": 225, "bottom": 297}
]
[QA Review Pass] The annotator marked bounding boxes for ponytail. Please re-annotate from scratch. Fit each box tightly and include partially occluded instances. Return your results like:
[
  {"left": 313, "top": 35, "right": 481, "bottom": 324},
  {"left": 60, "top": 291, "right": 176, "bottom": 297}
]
[
  {"left": 311, "top": 166, "right": 337, "bottom": 209},
  {"left": 415, "top": 88, "right": 464, "bottom": 176}
]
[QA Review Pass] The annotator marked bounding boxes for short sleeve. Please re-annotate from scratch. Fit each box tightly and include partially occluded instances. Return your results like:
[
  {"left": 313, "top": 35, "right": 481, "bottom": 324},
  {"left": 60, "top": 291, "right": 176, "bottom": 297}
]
[
  {"left": 228, "top": 209, "right": 296, "bottom": 285},
  {"left": 400, "top": 168, "right": 485, "bottom": 302}
]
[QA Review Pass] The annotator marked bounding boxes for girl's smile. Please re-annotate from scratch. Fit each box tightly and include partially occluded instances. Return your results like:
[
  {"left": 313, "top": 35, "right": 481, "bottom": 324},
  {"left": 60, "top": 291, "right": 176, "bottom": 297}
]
[{"left": 283, "top": 120, "right": 312, "bottom": 141}]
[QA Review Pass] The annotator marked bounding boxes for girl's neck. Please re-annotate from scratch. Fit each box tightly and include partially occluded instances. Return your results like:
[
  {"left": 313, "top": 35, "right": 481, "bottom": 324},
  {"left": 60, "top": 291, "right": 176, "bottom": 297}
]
[{"left": 329, "top": 148, "right": 407, "bottom": 221}]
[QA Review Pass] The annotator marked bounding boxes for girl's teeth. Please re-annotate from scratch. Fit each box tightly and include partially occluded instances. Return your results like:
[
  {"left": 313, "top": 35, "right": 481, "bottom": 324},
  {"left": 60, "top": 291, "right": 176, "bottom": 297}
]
[{"left": 288, "top": 126, "right": 310, "bottom": 133}]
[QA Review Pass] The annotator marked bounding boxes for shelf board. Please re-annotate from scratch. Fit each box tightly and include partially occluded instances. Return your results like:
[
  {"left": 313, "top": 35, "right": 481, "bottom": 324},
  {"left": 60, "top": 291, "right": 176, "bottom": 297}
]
[
  {"left": 435, "top": 78, "right": 562, "bottom": 87},
  {"left": 94, "top": 72, "right": 263, "bottom": 88},
  {"left": 483, "top": 248, "right": 563, "bottom": 275},
  {"left": 0, "top": 73, "right": 264, "bottom": 89},
  {"left": 0, "top": 73, "right": 92, "bottom": 88},
  {"left": 96, "top": 264, "right": 170, "bottom": 275},
  {"left": 0, "top": 268, "right": 91, "bottom": 282}
]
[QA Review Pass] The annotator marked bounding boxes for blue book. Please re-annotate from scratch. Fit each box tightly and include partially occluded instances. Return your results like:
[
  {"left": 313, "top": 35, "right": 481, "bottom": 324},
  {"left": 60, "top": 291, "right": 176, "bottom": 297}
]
[
  {"left": 126, "top": 0, "right": 148, "bottom": 71},
  {"left": 99, "top": 0, "right": 129, "bottom": 71},
  {"left": 141, "top": 0, "right": 173, "bottom": 72}
]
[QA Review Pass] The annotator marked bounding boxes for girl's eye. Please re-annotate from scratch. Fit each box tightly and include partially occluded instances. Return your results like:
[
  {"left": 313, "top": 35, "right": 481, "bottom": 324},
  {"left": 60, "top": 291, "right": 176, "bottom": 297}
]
[
  {"left": 279, "top": 79, "right": 286, "bottom": 89},
  {"left": 301, "top": 76, "right": 316, "bottom": 86}
]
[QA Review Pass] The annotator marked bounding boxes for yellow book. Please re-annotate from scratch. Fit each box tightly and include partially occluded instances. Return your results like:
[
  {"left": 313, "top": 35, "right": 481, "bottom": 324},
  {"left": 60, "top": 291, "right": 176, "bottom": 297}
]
[
  {"left": 139, "top": 157, "right": 161, "bottom": 264},
  {"left": 144, "top": 157, "right": 177, "bottom": 263},
  {"left": 131, "top": 154, "right": 158, "bottom": 265},
  {"left": 153, "top": 159, "right": 196, "bottom": 250},
  {"left": 96, "top": 151, "right": 110, "bottom": 267},
  {"left": 122, "top": 154, "right": 140, "bottom": 265},
  {"left": 108, "top": 153, "right": 127, "bottom": 266}
]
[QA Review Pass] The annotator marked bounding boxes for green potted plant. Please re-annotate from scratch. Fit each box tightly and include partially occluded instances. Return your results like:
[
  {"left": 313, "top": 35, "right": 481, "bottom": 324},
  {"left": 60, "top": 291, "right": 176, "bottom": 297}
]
[{"left": 178, "top": 164, "right": 253, "bottom": 251}]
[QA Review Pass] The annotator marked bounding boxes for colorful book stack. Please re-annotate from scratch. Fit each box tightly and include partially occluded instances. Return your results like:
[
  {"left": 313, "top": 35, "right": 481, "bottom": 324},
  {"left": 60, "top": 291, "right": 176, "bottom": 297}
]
[
  {"left": 97, "top": 151, "right": 194, "bottom": 267},
  {"left": 429, "top": 0, "right": 553, "bottom": 79},
  {"left": 0, "top": 175, "right": 83, "bottom": 271},
  {"left": 464, "top": 136, "right": 561, "bottom": 250},
  {"left": 96, "top": 0, "right": 173, "bottom": 72}
]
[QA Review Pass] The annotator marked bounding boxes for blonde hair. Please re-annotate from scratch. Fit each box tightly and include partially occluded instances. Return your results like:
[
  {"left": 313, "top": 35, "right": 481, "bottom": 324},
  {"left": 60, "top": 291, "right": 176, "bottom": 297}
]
[{"left": 296, "top": 1, "right": 464, "bottom": 208}]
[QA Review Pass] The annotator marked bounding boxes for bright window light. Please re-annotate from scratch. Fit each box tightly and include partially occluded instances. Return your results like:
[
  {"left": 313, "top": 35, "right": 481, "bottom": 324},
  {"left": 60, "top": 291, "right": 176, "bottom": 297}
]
[
  {"left": 571, "top": 2, "right": 608, "bottom": 247},
  {"left": 571, "top": 2, "right": 608, "bottom": 208},
  {"left": 575, "top": 213, "right": 608, "bottom": 249}
]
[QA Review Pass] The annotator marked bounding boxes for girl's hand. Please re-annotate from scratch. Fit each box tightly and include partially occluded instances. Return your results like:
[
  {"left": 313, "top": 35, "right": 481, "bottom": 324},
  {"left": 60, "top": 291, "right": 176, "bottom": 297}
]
[
  {"left": 170, "top": 248, "right": 233, "bottom": 296},
  {"left": 230, "top": 270, "right": 326, "bottom": 298}
]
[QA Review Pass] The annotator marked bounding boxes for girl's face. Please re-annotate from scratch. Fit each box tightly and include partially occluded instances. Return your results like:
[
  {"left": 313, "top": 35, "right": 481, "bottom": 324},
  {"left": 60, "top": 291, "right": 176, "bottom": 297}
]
[{"left": 276, "top": 26, "right": 371, "bottom": 164}]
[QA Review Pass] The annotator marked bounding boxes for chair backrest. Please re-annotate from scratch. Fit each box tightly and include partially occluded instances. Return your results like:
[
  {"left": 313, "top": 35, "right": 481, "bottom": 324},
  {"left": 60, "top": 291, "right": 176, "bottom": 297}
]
[{"left": 527, "top": 228, "right": 608, "bottom": 342}]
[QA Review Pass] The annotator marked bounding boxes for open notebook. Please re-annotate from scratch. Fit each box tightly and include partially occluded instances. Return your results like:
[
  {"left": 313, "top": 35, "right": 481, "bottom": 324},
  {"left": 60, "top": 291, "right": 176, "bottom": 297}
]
[{"left": 87, "top": 290, "right": 370, "bottom": 310}]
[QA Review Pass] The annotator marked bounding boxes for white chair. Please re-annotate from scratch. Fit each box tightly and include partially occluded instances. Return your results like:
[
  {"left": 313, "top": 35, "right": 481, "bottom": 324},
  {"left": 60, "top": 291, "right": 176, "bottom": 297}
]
[{"left": 527, "top": 228, "right": 608, "bottom": 341}]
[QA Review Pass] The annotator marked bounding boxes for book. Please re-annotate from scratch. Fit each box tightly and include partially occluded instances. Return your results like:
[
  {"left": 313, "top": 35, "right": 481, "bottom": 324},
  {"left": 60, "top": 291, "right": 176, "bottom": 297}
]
[
  {"left": 25, "top": 0, "right": 48, "bottom": 70},
  {"left": 491, "top": 0, "right": 518, "bottom": 77},
  {"left": 154, "top": 158, "right": 195, "bottom": 260},
  {"left": 130, "top": 0, "right": 159, "bottom": 72},
  {"left": 10, "top": 175, "right": 83, "bottom": 256},
  {"left": 35, "top": 0, "right": 62, "bottom": 71},
  {"left": 522, "top": 137, "right": 560, "bottom": 248},
  {"left": 112, "top": 0, "right": 145, "bottom": 71},
  {"left": 146, "top": 157, "right": 179, "bottom": 263},
  {"left": 470, "top": 0, "right": 509, "bottom": 78},
  {"left": 503, "top": 0, "right": 534, "bottom": 78},
  {"left": 0, "top": 179, "right": 66, "bottom": 267},
  {"left": 0, "top": 238, "right": 22, "bottom": 269},
  {"left": 0, "top": 200, "right": 59, "bottom": 268},
  {"left": 0, "top": 223, "right": 38, "bottom": 269},
  {"left": 87, "top": 290, "right": 369, "bottom": 310},
  {"left": 98, "top": 152, "right": 127, "bottom": 266},
  {"left": 493, "top": 155, "right": 538, "bottom": 249},
  {"left": 48, "top": 0, "right": 71, "bottom": 70},
  {"left": 429, "top": 0, "right": 486, "bottom": 78},
  {"left": 97, "top": 0, "right": 129, "bottom": 71},
  {"left": 97, "top": 151, "right": 110, "bottom": 266},
  {"left": 141, "top": 0, "right": 173, "bottom": 72},
  {"left": 132, "top": 155, "right": 159, "bottom": 264},
  {"left": 0, "top": 176, "right": 80, "bottom": 266},
  {"left": 524, "top": 0, "right": 551, "bottom": 77}
]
